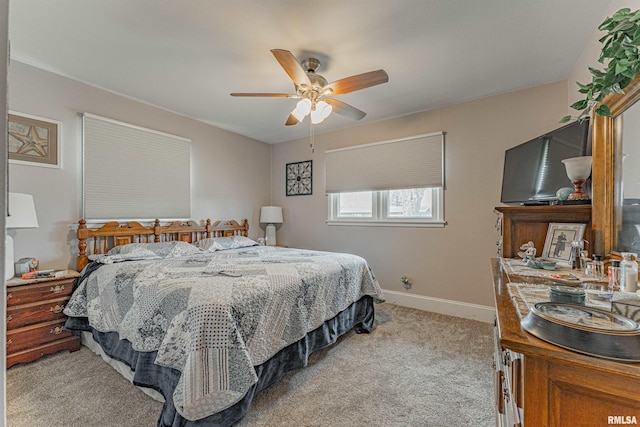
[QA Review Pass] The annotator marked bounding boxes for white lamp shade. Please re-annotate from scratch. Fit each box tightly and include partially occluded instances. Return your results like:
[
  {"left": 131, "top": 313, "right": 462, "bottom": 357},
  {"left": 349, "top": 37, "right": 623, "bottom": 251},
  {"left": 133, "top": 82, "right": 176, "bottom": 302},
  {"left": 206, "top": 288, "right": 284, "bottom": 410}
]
[
  {"left": 561, "top": 156, "right": 592, "bottom": 181},
  {"left": 7, "top": 193, "right": 39, "bottom": 229},
  {"left": 317, "top": 101, "right": 332, "bottom": 118},
  {"left": 291, "top": 98, "right": 312, "bottom": 121},
  {"left": 5, "top": 193, "right": 38, "bottom": 280},
  {"left": 260, "top": 206, "right": 283, "bottom": 224},
  {"left": 310, "top": 108, "right": 325, "bottom": 124}
]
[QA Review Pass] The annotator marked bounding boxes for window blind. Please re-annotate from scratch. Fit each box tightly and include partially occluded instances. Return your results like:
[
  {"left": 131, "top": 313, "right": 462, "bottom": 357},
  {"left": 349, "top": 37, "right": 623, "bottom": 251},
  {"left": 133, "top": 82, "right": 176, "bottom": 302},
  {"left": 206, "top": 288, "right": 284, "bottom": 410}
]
[
  {"left": 82, "top": 113, "right": 191, "bottom": 221},
  {"left": 325, "top": 132, "right": 444, "bottom": 193}
]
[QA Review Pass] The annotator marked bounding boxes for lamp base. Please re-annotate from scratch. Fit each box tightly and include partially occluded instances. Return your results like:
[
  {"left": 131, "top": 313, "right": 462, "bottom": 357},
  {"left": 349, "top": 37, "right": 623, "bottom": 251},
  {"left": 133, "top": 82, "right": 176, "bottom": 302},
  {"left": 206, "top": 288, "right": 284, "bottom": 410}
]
[
  {"left": 568, "top": 179, "right": 590, "bottom": 201},
  {"left": 265, "top": 224, "right": 277, "bottom": 246},
  {"left": 568, "top": 193, "right": 591, "bottom": 201},
  {"left": 5, "top": 234, "right": 14, "bottom": 280}
]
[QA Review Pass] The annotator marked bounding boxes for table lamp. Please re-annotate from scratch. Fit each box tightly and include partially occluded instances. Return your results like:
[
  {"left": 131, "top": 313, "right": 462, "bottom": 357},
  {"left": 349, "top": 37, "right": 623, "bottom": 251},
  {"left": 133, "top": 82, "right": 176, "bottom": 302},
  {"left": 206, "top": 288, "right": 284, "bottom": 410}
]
[
  {"left": 5, "top": 193, "right": 39, "bottom": 280},
  {"left": 260, "top": 206, "right": 283, "bottom": 246},
  {"left": 561, "top": 156, "right": 592, "bottom": 201}
]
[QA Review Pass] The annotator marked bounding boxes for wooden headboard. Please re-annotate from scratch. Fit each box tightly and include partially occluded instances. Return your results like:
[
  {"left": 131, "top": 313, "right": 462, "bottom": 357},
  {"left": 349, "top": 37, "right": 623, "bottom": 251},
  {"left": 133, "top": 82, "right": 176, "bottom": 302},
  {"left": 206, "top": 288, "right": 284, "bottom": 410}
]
[{"left": 77, "top": 218, "right": 249, "bottom": 271}]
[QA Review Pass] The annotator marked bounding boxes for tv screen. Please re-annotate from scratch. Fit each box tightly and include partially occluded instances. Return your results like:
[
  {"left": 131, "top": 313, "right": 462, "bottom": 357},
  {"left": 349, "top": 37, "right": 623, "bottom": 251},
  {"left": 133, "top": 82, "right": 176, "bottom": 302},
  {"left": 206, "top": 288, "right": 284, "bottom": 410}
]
[{"left": 500, "top": 119, "right": 590, "bottom": 204}]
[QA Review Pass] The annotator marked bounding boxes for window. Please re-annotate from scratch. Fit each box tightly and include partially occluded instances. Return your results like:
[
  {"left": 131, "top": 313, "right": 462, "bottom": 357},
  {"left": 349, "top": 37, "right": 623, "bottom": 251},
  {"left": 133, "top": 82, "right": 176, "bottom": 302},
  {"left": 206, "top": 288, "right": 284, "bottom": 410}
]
[
  {"left": 328, "top": 188, "right": 443, "bottom": 226},
  {"left": 82, "top": 113, "right": 191, "bottom": 221},
  {"left": 325, "top": 132, "right": 445, "bottom": 227}
]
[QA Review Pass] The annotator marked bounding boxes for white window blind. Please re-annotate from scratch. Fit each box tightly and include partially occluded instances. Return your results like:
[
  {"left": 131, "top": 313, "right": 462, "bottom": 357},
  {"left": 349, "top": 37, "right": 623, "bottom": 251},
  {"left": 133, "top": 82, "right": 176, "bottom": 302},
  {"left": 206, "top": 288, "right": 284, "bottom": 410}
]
[
  {"left": 324, "top": 132, "right": 444, "bottom": 193},
  {"left": 83, "top": 113, "right": 191, "bottom": 221}
]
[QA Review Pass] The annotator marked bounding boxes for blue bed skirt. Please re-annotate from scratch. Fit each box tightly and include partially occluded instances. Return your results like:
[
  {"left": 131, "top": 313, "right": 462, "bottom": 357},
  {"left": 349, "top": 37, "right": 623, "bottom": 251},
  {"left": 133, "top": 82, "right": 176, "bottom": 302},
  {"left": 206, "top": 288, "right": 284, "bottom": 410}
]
[{"left": 65, "top": 295, "right": 375, "bottom": 427}]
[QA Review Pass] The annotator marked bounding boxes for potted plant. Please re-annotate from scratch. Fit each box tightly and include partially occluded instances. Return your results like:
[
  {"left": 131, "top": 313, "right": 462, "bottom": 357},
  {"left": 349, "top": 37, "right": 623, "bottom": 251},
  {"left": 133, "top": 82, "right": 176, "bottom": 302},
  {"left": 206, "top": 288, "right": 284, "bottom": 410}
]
[{"left": 562, "top": 8, "right": 640, "bottom": 123}]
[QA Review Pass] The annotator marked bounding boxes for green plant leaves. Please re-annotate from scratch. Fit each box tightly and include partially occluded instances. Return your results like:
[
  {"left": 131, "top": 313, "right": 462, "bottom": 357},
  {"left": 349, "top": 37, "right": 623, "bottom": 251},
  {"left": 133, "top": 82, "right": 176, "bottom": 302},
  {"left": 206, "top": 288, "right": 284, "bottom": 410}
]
[
  {"left": 570, "top": 99, "right": 589, "bottom": 110},
  {"left": 567, "top": 8, "right": 640, "bottom": 121},
  {"left": 595, "top": 104, "right": 612, "bottom": 116}
]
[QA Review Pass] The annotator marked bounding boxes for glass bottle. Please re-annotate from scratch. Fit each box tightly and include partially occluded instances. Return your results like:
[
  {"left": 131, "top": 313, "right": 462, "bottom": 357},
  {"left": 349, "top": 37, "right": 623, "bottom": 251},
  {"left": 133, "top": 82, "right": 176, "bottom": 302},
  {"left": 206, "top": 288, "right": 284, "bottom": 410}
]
[
  {"left": 570, "top": 240, "right": 583, "bottom": 270},
  {"left": 608, "top": 260, "right": 621, "bottom": 292},
  {"left": 620, "top": 252, "right": 638, "bottom": 293},
  {"left": 591, "top": 255, "right": 605, "bottom": 281}
]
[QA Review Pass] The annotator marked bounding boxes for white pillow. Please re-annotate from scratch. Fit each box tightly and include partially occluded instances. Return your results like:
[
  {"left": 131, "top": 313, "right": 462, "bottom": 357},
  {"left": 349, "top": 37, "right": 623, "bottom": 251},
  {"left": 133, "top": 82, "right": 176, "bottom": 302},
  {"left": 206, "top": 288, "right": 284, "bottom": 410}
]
[{"left": 195, "top": 236, "right": 258, "bottom": 252}]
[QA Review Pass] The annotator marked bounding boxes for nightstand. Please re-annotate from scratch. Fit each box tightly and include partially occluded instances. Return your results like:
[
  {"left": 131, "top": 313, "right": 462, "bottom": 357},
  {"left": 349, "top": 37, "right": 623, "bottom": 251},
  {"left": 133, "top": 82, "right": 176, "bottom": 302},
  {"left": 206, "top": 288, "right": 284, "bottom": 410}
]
[{"left": 6, "top": 270, "right": 81, "bottom": 368}]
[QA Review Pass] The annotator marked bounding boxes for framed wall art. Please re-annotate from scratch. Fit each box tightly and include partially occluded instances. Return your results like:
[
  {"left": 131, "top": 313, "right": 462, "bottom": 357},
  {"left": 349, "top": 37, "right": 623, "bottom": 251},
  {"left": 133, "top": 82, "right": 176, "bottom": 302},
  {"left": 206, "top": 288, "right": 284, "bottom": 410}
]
[
  {"left": 541, "top": 222, "right": 586, "bottom": 263},
  {"left": 286, "top": 160, "right": 312, "bottom": 196},
  {"left": 8, "top": 112, "right": 61, "bottom": 168}
]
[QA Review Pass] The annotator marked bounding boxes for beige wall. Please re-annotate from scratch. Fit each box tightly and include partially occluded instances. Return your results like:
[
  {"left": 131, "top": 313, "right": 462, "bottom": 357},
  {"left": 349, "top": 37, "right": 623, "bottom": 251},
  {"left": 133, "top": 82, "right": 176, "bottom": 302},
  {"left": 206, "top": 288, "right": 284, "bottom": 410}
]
[
  {"left": 7, "top": 61, "right": 272, "bottom": 271},
  {"left": 271, "top": 81, "right": 568, "bottom": 307}
]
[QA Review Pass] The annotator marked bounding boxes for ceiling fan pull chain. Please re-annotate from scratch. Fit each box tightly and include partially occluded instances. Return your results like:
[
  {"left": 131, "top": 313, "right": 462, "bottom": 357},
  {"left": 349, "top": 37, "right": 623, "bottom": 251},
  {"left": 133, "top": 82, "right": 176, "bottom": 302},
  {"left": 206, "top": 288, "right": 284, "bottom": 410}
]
[{"left": 310, "top": 120, "right": 315, "bottom": 153}]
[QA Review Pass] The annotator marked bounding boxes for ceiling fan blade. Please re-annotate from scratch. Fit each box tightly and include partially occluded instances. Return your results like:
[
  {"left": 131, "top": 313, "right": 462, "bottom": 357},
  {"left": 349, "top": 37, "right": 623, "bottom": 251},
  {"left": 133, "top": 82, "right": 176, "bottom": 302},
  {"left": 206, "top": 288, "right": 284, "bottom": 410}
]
[
  {"left": 324, "top": 70, "right": 389, "bottom": 95},
  {"left": 285, "top": 114, "right": 300, "bottom": 126},
  {"left": 324, "top": 98, "right": 367, "bottom": 120},
  {"left": 271, "top": 49, "right": 312, "bottom": 88},
  {"left": 230, "top": 93, "right": 296, "bottom": 97}
]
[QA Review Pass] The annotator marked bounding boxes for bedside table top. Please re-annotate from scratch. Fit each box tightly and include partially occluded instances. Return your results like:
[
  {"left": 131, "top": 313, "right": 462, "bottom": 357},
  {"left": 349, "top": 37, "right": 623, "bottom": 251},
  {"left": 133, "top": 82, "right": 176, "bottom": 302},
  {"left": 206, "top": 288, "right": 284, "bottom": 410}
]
[{"left": 6, "top": 270, "right": 80, "bottom": 288}]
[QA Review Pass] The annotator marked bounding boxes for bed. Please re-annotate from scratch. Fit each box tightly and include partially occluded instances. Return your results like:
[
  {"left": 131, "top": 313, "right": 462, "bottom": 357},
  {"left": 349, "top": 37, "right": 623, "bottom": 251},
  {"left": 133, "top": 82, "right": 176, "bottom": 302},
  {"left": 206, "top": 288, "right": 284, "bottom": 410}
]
[{"left": 64, "top": 218, "right": 382, "bottom": 426}]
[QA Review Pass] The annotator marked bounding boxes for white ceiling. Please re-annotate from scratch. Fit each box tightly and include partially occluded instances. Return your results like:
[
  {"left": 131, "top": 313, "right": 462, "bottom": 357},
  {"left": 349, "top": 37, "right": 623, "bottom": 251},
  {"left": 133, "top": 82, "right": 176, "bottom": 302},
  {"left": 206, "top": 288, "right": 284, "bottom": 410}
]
[{"left": 8, "top": 1, "right": 609, "bottom": 144}]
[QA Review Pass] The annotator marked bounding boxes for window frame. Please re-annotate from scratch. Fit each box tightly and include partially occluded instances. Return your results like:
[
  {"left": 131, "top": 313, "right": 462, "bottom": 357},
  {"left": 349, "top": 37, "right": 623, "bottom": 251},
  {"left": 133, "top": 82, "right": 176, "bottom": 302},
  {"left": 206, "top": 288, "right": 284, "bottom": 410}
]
[{"left": 327, "top": 187, "right": 446, "bottom": 227}]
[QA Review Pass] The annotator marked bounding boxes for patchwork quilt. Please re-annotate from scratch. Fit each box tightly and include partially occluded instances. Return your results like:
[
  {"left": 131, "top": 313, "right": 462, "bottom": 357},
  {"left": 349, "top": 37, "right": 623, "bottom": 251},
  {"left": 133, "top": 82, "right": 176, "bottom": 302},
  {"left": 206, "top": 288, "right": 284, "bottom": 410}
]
[{"left": 64, "top": 245, "right": 381, "bottom": 420}]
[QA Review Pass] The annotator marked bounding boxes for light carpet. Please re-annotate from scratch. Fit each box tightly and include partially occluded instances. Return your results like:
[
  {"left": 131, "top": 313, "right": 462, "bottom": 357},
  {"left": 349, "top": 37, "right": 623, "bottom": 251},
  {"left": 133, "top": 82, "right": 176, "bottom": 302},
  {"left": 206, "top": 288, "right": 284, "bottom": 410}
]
[{"left": 7, "top": 303, "right": 495, "bottom": 426}]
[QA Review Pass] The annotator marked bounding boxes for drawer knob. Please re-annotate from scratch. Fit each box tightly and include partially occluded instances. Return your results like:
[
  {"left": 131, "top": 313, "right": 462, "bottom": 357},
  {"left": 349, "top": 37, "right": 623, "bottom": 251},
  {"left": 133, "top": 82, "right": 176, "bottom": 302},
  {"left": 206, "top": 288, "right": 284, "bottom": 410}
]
[
  {"left": 7, "top": 293, "right": 12, "bottom": 300},
  {"left": 50, "top": 285, "right": 65, "bottom": 294},
  {"left": 50, "top": 326, "right": 64, "bottom": 335},
  {"left": 50, "top": 305, "right": 64, "bottom": 314},
  {"left": 6, "top": 339, "right": 12, "bottom": 347},
  {"left": 6, "top": 315, "right": 12, "bottom": 323}
]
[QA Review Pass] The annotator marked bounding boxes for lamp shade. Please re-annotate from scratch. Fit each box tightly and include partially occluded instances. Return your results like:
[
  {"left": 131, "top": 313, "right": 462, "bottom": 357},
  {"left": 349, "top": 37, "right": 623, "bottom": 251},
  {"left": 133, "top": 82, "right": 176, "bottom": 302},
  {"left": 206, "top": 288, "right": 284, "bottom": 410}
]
[
  {"left": 260, "top": 206, "right": 283, "bottom": 224},
  {"left": 6, "top": 193, "right": 39, "bottom": 229},
  {"left": 5, "top": 193, "right": 38, "bottom": 280},
  {"left": 561, "top": 156, "right": 592, "bottom": 181}
]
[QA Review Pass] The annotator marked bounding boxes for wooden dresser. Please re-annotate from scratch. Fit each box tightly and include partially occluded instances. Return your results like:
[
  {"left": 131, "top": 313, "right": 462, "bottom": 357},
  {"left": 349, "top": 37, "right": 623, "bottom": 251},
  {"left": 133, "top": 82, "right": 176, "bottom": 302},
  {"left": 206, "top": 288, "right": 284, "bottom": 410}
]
[
  {"left": 6, "top": 270, "right": 81, "bottom": 368},
  {"left": 492, "top": 258, "right": 640, "bottom": 426},
  {"left": 495, "top": 205, "right": 593, "bottom": 258}
]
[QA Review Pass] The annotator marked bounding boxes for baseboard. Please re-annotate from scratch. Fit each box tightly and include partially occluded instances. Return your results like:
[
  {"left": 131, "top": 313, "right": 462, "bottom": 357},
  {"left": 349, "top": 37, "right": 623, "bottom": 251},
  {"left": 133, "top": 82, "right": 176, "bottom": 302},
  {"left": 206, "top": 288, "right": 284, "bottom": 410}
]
[{"left": 380, "top": 289, "right": 496, "bottom": 323}]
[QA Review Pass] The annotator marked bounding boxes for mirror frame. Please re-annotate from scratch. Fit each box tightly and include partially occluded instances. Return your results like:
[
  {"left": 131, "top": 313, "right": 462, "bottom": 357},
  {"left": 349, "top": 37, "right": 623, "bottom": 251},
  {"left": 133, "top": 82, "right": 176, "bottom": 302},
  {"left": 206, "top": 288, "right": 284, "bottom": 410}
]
[{"left": 592, "top": 75, "right": 640, "bottom": 255}]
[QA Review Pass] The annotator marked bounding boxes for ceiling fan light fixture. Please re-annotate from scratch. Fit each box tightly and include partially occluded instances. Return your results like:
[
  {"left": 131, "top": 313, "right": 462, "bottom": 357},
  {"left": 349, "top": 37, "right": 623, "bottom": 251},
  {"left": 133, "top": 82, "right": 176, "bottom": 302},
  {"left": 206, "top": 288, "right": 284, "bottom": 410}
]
[
  {"left": 318, "top": 101, "right": 332, "bottom": 119},
  {"left": 310, "top": 108, "right": 324, "bottom": 124},
  {"left": 310, "top": 100, "right": 332, "bottom": 124},
  {"left": 291, "top": 98, "right": 312, "bottom": 121},
  {"left": 231, "top": 49, "right": 388, "bottom": 141}
]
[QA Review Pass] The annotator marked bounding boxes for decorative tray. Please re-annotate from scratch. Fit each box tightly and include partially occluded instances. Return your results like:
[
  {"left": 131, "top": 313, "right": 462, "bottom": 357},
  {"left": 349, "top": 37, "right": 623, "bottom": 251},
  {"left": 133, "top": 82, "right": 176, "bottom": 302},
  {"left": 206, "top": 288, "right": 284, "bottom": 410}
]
[{"left": 521, "top": 302, "right": 640, "bottom": 362}]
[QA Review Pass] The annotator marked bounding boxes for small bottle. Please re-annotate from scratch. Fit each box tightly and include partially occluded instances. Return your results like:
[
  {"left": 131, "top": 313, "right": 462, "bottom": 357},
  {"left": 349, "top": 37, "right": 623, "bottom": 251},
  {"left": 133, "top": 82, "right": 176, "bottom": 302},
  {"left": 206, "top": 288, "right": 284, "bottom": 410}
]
[
  {"left": 608, "top": 260, "right": 621, "bottom": 291},
  {"left": 620, "top": 252, "right": 638, "bottom": 293},
  {"left": 592, "top": 255, "right": 605, "bottom": 281},
  {"left": 570, "top": 241, "right": 583, "bottom": 269}
]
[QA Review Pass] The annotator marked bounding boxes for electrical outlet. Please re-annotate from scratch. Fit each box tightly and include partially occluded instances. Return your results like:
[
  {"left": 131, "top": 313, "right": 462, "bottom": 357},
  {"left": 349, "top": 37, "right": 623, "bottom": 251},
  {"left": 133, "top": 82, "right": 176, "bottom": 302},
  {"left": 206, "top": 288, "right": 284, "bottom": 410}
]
[{"left": 400, "top": 275, "right": 412, "bottom": 290}]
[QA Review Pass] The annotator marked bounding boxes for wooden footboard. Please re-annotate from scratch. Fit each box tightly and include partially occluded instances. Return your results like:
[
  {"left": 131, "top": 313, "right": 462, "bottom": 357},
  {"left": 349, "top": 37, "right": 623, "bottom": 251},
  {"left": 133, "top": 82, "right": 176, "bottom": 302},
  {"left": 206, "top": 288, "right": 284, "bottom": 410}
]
[{"left": 77, "top": 218, "right": 249, "bottom": 271}]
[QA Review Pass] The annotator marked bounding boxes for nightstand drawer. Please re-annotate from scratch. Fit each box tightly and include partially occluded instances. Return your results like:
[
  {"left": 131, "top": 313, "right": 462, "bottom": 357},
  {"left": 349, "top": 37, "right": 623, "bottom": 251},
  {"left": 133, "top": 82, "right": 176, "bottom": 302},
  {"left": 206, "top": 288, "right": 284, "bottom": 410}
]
[
  {"left": 6, "top": 319, "right": 73, "bottom": 354},
  {"left": 7, "top": 278, "right": 75, "bottom": 306},
  {"left": 7, "top": 296, "right": 70, "bottom": 329},
  {"left": 7, "top": 336, "right": 80, "bottom": 368}
]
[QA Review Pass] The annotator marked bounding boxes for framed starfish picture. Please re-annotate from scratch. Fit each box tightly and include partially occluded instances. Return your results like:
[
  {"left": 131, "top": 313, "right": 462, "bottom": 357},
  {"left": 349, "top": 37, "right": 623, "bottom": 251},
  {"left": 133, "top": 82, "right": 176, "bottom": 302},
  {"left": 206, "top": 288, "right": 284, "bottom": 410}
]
[{"left": 8, "top": 112, "right": 61, "bottom": 168}]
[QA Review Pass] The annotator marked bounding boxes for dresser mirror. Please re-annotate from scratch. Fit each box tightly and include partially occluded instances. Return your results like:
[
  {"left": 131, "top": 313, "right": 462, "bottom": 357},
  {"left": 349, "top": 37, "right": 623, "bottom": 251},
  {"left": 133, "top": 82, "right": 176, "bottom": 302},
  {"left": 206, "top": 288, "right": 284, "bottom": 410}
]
[
  {"left": 592, "top": 76, "right": 640, "bottom": 255},
  {"left": 615, "top": 100, "right": 640, "bottom": 252}
]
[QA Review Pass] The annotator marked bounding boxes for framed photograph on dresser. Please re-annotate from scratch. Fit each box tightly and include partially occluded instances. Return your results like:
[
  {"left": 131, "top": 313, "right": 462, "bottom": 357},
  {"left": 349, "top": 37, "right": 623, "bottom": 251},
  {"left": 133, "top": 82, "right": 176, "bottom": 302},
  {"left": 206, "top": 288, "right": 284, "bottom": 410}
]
[{"left": 541, "top": 222, "right": 586, "bottom": 263}]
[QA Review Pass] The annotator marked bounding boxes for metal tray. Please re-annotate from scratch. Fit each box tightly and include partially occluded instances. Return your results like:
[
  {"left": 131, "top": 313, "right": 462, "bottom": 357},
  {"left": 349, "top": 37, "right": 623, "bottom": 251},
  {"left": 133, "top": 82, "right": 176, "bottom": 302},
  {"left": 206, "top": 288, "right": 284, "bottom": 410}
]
[{"left": 521, "top": 302, "right": 640, "bottom": 362}]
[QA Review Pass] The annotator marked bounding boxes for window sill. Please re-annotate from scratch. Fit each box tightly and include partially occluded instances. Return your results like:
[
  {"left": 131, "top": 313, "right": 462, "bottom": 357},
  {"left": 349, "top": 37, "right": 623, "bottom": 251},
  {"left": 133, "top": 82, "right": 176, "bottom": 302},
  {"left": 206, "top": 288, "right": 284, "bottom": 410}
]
[{"left": 325, "top": 220, "right": 447, "bottom": 228}]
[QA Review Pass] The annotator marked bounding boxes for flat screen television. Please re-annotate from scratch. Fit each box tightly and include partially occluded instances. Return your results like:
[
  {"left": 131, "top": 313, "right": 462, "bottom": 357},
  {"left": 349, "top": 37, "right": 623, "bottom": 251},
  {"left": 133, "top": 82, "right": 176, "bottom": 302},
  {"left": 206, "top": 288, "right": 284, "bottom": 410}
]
[{"left": 500, "top": 118, "right": 591, "bottom": 204}]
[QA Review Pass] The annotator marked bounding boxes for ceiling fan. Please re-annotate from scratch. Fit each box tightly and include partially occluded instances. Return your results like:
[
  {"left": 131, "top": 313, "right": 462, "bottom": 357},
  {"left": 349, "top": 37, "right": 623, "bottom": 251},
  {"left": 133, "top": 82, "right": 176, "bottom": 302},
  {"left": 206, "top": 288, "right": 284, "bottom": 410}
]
[{"left": 231, "top": 49, "right": 389, "bottom": 126}]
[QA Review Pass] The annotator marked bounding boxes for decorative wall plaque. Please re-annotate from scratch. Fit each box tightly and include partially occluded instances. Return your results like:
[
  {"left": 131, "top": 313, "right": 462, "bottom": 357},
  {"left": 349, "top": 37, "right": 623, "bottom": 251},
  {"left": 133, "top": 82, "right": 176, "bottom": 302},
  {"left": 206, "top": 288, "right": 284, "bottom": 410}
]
[{"left": 286, "top": 160, "right": 312, "bottom": 196}]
